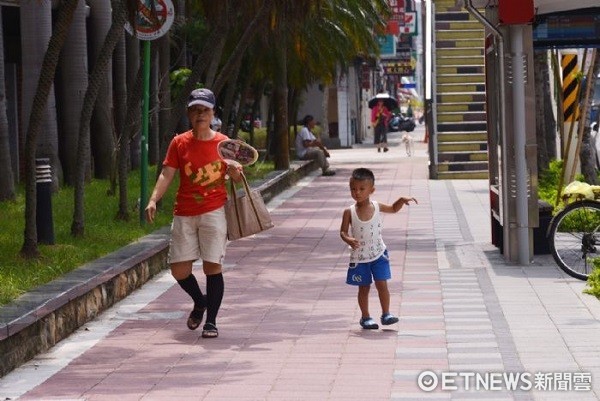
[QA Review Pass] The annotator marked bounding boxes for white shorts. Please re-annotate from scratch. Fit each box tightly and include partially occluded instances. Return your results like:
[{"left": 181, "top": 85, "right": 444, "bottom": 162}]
[{"left": 168, "top": 207, "right": 228, "bottom": 265}]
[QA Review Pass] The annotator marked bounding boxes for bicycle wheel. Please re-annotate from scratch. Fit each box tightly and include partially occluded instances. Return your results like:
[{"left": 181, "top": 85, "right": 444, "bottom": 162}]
[{"left": 549, "top": 200, "right": 600, "bottom": 280}]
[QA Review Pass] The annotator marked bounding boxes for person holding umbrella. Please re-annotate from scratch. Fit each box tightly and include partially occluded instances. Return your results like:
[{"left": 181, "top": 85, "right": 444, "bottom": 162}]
[
  {"left": 371, "top": 99, "right": 392, "bottom": 152},
  {"left": 368, "top": 93, "right": 397, "bottom": 152}
]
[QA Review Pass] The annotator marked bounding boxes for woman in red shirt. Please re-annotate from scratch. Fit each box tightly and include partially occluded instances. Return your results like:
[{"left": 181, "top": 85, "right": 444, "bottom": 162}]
[{"left": 145, "top": 88, "right": 242, "bottom": 339}]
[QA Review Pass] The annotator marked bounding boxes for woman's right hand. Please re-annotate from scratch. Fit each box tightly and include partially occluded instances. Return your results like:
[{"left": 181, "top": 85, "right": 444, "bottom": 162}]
[{"left": 145, "top": 200, "right": 157, "bottom": 223}]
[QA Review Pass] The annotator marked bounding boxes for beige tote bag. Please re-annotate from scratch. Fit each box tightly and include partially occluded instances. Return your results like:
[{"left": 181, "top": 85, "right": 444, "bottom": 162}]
[{"left": 225, "top": 173, "right": 274, "bottom": 240}]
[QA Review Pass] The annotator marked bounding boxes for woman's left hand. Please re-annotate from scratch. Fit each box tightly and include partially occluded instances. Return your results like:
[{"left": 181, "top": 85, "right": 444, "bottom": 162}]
[{"left": 226, "top": 161, "right": 243, "bottom": 182}]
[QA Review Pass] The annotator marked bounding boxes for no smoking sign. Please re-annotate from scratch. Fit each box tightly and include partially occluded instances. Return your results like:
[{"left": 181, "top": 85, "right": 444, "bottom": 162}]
[{"left": 125, "top": 0, "right": 174, "bottom": 41}]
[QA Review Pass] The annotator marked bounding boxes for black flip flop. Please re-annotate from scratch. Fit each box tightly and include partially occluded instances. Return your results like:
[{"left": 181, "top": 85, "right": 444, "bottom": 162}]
[
  {"left": 187, "top": 306, "right": 206, "bottom": 330},
  {"left": 202, "top": 322, "right": 219, "bottom": 338}
]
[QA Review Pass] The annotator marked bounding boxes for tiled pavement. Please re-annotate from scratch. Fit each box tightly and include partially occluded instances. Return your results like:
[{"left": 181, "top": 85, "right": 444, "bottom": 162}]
[{"left": 3, "top": 127, "right": 600, "bottom": 400}]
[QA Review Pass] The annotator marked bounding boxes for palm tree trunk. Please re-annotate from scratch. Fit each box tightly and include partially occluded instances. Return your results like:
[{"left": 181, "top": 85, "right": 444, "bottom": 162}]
[
  {"left": 164, "top": 0, "right": 273, "bottom": 141},
  {"left": 56, "top": 0, "right": 88, "bottom": 186},
  {"left": 21, "top": 0, "right": 79, "bottom": 258},
  {"left": 149, "top": 56, "right": 160, "bottom": 165},
  {"left": 157, "top": 34, "right": 172, "bottom": 163},
  {"left": 71, "top": 0, "right": 128, "bottom": 237},
  {"left": 173, "top": 0, "right": 187, "bottom": 68},
  {"left": 20, "top": 0, "right": 63, "bottom": 191},
  {"left": 212, "top": 0, "right": 273, "bottom": 95},
  {"left": 205, "top": 35, "right": 227, "bottom": 88},
  {"left": 125, "top": 46, "right": 159, "bottom": 157},
  {"left": 273, "top": 10, "right": 289, "bottom": 170},
  {"left": 114, "top": 35, "right": 130, "bottom": 221},
  {"left": 126, "top": 34, "right": 141, "bottom": 169},
  {"left": 220, "top": 81, "right": 238, "bottom": 136},
  {"left": 0, "top": 7, "right": 15, "bottom": 201},
  {"left": 88, "top": 0, "right": 116, "bottom": 179}
]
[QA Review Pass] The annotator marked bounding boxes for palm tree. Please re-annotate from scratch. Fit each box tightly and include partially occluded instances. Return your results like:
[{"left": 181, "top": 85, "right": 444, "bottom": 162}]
[
  {"left": 71, "top": 0, "right": 131, "bottom": 237},
  {"left": 56, "top": 0, "right": 88, "bottom": 186},
  {"left": 164, "top": 0, "right": 273, "bottom": 144},
  {"left": 157, "top": 34, "right": 172, "bottom": 161},
  {"left": 21, "top": 0, "right": 80, "bottom": 258},
  {"left": 0, "top": 7, "right": 15, "bottom": 202},
  {"left": 149, "top": 54, "right": 160, "bottom": 165},
  {"left": 88, "top": 0, "right": 117, "bottom": 180},
  {"left": 265, "top": 0, "right": 388, "bottom": 168},
  {"left": 19, "top": 0, "right": 150, "bottom": 255},
  {"left": 270, "top": 1, "right": 290, "bottom": 169},
  {"left": 114, "top": 35, "right": 130, "bottom": 220},
  {"left": 20, "top": 0, "right": 63, "bottom": 191},
  {"left": 126, "top": 34, "right": 141, "bottom": 169}
]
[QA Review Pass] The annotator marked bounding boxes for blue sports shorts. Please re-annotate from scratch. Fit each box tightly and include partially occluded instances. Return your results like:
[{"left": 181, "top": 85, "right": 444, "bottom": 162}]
[{"left": 346, "top": 250, "right": 391, "bottom": 286}]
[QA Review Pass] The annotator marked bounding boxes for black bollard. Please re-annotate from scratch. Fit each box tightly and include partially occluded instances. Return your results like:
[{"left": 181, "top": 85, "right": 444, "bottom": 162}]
[{"left": 36, "top": 158, "right": 55, "bottom": 245}]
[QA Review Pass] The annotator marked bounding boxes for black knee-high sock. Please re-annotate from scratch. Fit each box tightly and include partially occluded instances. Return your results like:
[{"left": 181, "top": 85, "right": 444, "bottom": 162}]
[
  {"left": 206, "top": 273, "right": 224, "bottom": 325},
  {"left": 176, "top": 274, "right": 205, "bottom": 309}
]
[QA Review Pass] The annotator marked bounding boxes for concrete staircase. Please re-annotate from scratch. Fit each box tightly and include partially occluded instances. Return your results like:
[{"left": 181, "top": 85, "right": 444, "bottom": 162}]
[{"left": 432, "top": 0, "right": 488, "bottom": 179}]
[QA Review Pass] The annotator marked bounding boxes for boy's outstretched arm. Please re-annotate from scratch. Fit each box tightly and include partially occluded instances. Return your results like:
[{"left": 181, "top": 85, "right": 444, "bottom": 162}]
[
  {"left": 340, "top": 208, "right": 359, "bottom": 249},
  {"left": 380, "top": 197, "right": 418, "bottom": 213}
]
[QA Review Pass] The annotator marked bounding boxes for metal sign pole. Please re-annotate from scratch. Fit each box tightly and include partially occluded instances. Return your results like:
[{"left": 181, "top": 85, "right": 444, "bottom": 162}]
[{"left": 125, "top": 0, "right": 175, "bottom": 225}]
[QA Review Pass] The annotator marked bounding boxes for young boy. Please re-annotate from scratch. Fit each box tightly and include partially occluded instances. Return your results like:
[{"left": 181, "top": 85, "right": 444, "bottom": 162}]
[{"left": 340, "top": 168, "right": 417, "bottom": 329}]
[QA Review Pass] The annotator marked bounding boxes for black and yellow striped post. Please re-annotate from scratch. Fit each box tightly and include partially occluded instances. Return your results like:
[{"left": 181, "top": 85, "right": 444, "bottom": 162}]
[
  {"left": 560, "top": 52, "right": 581, "bottom": 186},
  {"left": 561, "top": 53, "right": 579, "bottom": 122}
]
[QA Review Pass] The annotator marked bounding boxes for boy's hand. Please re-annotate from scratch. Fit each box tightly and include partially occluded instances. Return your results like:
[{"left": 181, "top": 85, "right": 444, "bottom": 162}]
[
  {"left": 403, "top": 197, "right": 418, "bottom": 205},
  {"left": 344, "top": 237, "right": 360, "bottom": 250}
]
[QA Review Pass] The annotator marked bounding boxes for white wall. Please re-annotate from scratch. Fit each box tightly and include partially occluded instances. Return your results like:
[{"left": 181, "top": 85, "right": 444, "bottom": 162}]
[
  {"left": 296, "top": 65, "right": 363, "bottom": 148},
  {"left": 297, "top": 84, "right": 324, "bottom": 125}
]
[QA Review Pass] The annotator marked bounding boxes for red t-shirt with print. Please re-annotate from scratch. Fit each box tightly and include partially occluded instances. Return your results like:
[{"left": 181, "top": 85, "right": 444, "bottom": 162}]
[{"left": 163, "top": 130, "right": 228, "bottom": 216}]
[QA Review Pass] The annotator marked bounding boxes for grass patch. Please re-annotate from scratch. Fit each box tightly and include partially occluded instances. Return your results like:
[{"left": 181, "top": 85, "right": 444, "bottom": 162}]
[{"left": 0, "top": 161, "right": 274, "bottom": 306}]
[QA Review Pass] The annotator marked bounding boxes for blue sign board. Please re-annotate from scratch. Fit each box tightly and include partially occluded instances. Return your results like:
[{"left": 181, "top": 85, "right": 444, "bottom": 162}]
[
  {"left": 533, "top": 10, "right": 600, "bottom": 48},
  {"left": 377, "top": 35, "right": 396, "bottom": 57}
]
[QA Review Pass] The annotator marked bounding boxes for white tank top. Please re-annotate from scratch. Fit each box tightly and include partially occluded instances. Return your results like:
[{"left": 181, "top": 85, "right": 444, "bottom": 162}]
[{"left": 349, "top": 201, "right": 386, "bottom": 263}]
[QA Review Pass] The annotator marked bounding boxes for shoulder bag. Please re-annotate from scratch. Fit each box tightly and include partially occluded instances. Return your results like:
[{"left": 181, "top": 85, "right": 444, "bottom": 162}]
[{"left": 225, "top": 173, "right": 274, "bottom": 240}]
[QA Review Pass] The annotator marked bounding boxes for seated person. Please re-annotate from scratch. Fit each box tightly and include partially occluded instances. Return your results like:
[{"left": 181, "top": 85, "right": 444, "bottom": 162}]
[{"left": 295, "top": 115, "right": 335, "bottom": 176}]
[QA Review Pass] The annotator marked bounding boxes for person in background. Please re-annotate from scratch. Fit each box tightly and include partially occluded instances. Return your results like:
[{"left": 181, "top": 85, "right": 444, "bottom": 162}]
[
  {"left": 371, "top": 100, "right": 392, "bottom": 153},
  {"left": 145, "top": 88, "right": 242, "bottom": 339},
  {"left": 211, "top": 116, "right": 222, "bottom": 132},
  {"left": 295, "top": 115, "right": 335, "bottom": 176}
]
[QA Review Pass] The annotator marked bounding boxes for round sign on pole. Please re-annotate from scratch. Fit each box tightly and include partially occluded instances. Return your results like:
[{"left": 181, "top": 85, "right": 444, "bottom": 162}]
[{"left": 125, "top": 0, "right": 174, "bottom": 41}]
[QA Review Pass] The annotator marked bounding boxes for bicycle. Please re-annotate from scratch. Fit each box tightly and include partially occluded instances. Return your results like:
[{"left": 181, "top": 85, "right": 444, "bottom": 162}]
[{"left": 547, "top": 181, "right": 600, "bottom": 281}]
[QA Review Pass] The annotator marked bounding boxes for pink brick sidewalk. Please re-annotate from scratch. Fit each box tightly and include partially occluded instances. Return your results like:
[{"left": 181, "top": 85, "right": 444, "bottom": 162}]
[{"left": 16, "top": 142, "right": 448, "bottom": 401}]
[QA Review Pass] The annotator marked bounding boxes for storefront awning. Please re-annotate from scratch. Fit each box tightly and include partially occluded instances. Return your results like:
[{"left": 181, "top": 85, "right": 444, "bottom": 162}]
[{"left": 456, "top": 0, "right": 599, "bottom": 15}]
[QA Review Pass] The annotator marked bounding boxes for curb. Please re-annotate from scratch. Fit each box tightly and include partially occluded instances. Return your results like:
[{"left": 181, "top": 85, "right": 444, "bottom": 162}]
[{"left": 0, "top": 160, "right": 317, "bottom": 378}]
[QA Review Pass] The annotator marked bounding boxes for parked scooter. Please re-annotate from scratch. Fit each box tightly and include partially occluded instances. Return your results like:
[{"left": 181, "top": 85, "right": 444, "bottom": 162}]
[{"left": 389, "top": 112, "right": 416, "bottom": 133}]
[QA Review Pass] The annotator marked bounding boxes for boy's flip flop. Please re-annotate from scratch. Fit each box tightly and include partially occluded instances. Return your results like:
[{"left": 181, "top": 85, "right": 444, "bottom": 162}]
[
  {"left": 381, "top": 313, "right": 399, "bottom": 325},
  {"left": 360, "top": 317, "right": 379, "bottom": 330}
]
